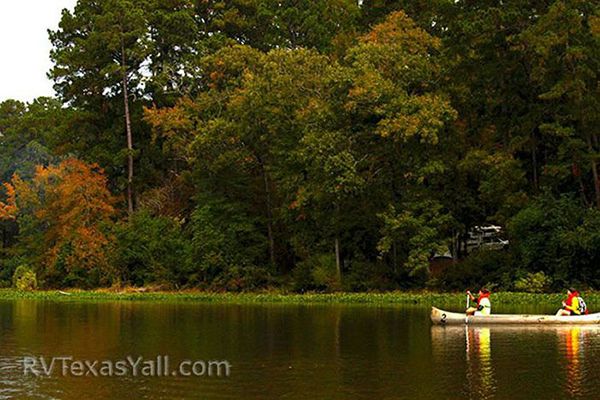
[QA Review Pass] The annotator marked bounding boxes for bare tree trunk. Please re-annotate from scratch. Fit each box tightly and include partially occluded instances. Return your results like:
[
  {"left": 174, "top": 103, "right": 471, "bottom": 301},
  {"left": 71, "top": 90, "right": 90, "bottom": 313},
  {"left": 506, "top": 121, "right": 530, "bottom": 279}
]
[
  {"left": 334, "top": 201, "right": 342, "bottom": 285},
  {"left": 121, "top": 38, "right": 134, "bottom": 215},
  {"left": 577, "top": 171, "right": 589, "bottom": 207},
  {"left": 260, "top": 163, "right": 276, "bottom": 266},
  {"left": 451, "top": 229, "right": 458, "bottom": 264},
  {"left": 335, "top": 236, "right": 342, "bottom": 284},
  {"left": 531, "top": 135, "right": 539, "bottom": 192},
  {"left": 586, "top": 134, "right": 600, "bottom": 208},
  {"left": 392, "top": 241, "right": 398, "bottom": 273}
]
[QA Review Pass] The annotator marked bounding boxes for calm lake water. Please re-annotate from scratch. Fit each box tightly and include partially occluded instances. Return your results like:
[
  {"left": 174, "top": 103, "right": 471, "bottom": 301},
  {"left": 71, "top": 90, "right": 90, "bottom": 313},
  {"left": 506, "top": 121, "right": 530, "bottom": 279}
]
[{"left": 0, "top": 299, "right": 599, "bottom": 399}]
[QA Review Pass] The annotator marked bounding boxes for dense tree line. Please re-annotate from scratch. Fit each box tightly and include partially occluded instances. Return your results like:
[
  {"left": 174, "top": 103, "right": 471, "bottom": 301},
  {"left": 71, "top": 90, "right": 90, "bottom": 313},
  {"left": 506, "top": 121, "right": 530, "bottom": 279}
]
[{"left": 0, "top": 0, "right": 599, "bottom": 291}]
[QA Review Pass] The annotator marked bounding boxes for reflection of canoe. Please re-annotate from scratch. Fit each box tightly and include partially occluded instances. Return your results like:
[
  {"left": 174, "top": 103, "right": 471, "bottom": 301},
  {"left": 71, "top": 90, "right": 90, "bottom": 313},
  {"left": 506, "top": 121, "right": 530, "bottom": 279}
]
[
  {"left": 431, "top": 306, "right": 600, "bottom": 325},
  {"left": 431, "top": 325, "right": 600, "bottom": 334}
]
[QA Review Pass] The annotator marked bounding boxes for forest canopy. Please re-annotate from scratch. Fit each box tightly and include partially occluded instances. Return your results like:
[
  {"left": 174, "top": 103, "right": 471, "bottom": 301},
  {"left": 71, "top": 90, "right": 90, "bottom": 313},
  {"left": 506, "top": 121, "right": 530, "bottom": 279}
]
[{"left": 1, "top": 0, "right": 599, "bottom": 292}]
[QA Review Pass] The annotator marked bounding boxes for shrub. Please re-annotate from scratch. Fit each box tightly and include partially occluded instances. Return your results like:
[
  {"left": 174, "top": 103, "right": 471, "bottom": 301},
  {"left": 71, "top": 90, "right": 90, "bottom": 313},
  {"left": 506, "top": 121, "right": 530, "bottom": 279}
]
[
  {"left": 189, "top": 198, "right": 267, "bottom": 285},
  {"left": 13, "top": 265, "right": 37, "bottom": 291},
  {"left": 211, "top": 266, "right": 272, "bottom": 292},
  {"left": 343, "top": 260, "right": 396, "bottom": 292},
  {"left": 292, "top": 260, "right": 314, "bottom": 292},
  {"left": 0, "top": 255, "right": 22, "bottom": 288},
  {"left": 514, "top": 271, "right": 553, "bottom": 293},
  {"left": 112, "top": 211, "right": 191, "bottom": 287},
  {"left": 293, "top": 253, "right": 340, "bottom": 292}
]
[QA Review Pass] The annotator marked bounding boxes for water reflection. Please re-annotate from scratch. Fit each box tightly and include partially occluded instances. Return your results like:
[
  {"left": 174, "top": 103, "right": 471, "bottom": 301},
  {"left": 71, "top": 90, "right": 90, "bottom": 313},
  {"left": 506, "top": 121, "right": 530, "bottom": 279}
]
[
  {"left": 431, "top": 324, "right": 600, "bottom": 399},
  {"left": 430, "top": 325, "right": 495, "bottom": 399},
  {"left": 560, "top": 326, "right": 584, "bottom": 397},
  {"left": 3, "top": 299, "right": 600, "bottom": 399},
  {"left": 466, "top": 327, "right": 494, "bottom": 398},
  {"left": 0, "top": 301, "right": 437, "bottom": 399}
]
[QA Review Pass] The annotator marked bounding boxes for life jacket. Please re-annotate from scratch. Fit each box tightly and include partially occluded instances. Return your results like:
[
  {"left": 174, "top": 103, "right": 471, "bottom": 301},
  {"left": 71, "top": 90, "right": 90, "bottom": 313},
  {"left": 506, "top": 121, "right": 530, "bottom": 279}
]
[
  {"left": 477, "top": 293, "right": 491, "bottom": 315},
  {"left": 566, "top": 292, "right": 581, "bottom": 315},
  {"left": 578, "top": 296, "right": 588, "bottom": 315}
]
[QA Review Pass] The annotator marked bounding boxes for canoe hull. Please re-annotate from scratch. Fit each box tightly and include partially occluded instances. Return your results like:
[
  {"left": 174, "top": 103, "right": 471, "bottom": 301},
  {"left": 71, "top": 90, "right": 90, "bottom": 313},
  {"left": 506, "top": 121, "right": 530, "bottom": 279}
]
[{"left": 431, "top": 306, "right": 600, "bottom": 325}]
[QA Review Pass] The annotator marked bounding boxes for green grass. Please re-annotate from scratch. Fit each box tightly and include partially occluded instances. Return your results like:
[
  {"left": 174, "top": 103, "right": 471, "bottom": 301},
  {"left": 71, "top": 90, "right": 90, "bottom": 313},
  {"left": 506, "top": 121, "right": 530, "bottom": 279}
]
[{"left": 0, "top": 289, "right": 588, "bottom": 307}]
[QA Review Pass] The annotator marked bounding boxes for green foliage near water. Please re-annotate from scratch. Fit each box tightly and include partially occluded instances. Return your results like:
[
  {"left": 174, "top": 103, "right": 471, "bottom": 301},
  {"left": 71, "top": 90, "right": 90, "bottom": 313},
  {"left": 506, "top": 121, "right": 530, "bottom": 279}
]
[
  {"left": 1, "top": 1, "right": 600, "bottom": 291},
  {"left": 111, "top": 211, "right": 192, "bottom": 287},
  {"left": 12, "top": 266, "right": 37, "bottom": 291},
  {"left": 514, "top": 272, "right": 554, "bottom": 294}
]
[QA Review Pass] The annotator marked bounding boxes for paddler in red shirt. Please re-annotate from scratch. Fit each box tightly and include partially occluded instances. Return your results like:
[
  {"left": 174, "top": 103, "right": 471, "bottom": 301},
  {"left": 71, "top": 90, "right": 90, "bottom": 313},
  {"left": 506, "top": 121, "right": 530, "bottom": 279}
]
[
  {"left": 466, "top": 288, "right": 491, "bottom": 316},
  {"left": 556, "top": 287, "right": 587, "bottom": 316}
]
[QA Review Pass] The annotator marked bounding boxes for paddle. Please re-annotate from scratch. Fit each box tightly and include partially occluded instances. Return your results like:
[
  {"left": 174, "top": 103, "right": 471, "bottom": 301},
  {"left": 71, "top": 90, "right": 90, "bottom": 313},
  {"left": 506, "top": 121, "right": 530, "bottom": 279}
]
[{"left": 466, "top": 291, "right": 471, "bottom": 310}]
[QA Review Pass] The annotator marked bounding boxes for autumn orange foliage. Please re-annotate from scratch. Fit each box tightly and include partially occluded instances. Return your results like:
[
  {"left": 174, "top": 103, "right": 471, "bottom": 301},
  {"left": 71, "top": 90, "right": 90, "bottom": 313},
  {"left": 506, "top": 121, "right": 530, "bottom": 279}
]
[
  {"left": 0, "top": 182, "right": 17, "bottom": 220},
  {"left": 360, "top": 11, "right": 441, "bottom": 51},
  {"left": 3, "top": 159, "right": 116, "bottom": 280}
]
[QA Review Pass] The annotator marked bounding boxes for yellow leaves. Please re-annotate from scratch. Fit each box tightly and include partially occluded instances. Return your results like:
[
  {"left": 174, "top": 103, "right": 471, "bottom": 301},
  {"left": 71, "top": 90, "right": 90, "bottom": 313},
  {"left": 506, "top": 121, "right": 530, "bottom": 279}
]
[
  {"left": 360, "top": 11, "right": 441, "bottom": 53},
  {"left": 345, "top": 69, "right": 392, "bottom": 113},
  {"left": 209, "top": 70, "right": 224, "bottom": 85},
  {"left": 143, "top": 98, "right": 194, "bottom": 141},
  {"left": 591, "top": 15, "right": 600, "bottom": 37},
  {"left": 296, "top": 97, "right": 331, "bottom": 125},
  {"left": 347, "top": 11, "right": 446, "bottom": 123},
  {"left": 375, "top": 94, "right": 457, "bottom": 144}
]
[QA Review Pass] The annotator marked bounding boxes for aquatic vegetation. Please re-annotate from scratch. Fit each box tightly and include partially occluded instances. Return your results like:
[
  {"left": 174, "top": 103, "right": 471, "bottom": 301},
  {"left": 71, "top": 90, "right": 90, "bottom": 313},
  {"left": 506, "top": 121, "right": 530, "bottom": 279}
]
[{"left": 0, "top": 289, "right": 591, "bottom": 308}]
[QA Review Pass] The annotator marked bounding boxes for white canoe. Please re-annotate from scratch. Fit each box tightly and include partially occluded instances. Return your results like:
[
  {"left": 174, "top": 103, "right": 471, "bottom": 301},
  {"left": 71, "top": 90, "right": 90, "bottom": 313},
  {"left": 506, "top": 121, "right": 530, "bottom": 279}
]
[{"left": 431, "top": 306, "right": 600, "bottom": 325}]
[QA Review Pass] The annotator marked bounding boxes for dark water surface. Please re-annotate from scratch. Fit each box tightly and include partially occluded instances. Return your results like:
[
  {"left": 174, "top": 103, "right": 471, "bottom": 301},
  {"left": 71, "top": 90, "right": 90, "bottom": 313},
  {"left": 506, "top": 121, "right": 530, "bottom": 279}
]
[{"left": 0, "top": 299, "right": 598, "bottom": 399}]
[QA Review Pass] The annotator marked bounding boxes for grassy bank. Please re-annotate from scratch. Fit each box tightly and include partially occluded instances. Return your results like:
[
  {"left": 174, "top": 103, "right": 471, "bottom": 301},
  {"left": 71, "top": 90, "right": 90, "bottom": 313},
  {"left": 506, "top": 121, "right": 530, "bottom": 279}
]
[{"left": 0, "top": 289, "right": 589, "bottom": 306}]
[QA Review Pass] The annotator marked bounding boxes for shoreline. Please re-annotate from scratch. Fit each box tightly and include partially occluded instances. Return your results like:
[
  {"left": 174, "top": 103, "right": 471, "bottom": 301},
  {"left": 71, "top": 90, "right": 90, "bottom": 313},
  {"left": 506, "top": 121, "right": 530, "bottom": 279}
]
[{"left": 0, "top": 289, "right": 584, "bottom": 306}]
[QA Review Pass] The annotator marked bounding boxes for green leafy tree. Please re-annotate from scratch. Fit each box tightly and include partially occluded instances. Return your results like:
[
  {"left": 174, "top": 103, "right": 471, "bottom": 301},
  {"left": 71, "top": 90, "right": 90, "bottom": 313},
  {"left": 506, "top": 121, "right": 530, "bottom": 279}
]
[
  {"left": 517, "top": 0, "right": 600, "bottom": 206},
  {"left": 341, "top": 11, "right": 456, "bottom": 276},
  {"left": 196, "top": 0, "right": 360, "bottom": 52},
  {"left": 0, "top": 98, "right": 61, "bottom": 181},
  {"left": 50, "top": 0, "right": 152, "bottom": 213},
  {"left": 509, "top": 193, "right": 600, "bottom": 287},
  {"left": 146, "top": 45, "right": 341, "bottom": 275},
  {"left": 189, "top": 196, "right": 267, "bottom": 286},
  {"left": 112, "top": 211, "right": 191, "bottom": 286},
  {"left": 378, "top": 201, "right": 454, "bottom": 278}
]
